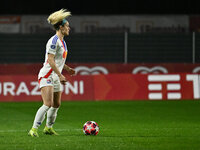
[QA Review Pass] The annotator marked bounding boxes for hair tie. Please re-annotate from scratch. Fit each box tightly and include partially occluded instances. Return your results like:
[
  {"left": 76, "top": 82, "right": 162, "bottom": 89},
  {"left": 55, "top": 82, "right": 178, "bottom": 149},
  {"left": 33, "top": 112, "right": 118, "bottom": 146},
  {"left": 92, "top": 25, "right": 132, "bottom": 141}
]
[{"left": 62, "top": 19, "right": 67, "bottom": 26}]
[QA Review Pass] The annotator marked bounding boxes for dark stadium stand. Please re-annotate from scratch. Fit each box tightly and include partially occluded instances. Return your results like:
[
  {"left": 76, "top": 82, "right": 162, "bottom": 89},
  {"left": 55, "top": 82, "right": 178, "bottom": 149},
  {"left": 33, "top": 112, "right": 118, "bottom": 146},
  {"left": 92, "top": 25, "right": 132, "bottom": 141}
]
[{"left": 0, "top": 33, "right": 200, "bottom": 63}]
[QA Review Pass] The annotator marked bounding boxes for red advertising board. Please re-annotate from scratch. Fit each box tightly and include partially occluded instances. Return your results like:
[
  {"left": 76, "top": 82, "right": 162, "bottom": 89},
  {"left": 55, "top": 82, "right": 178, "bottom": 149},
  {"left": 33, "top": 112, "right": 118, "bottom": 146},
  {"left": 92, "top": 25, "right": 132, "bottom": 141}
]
[
  {"left": 0, "top": 75, "right": 41, "bottom": 101},
  {"left": 93, "top": 74, "right": 148, "bottom": 100},
  {"left": 0, "top": 74, "right": 199, "bottom": 102}
]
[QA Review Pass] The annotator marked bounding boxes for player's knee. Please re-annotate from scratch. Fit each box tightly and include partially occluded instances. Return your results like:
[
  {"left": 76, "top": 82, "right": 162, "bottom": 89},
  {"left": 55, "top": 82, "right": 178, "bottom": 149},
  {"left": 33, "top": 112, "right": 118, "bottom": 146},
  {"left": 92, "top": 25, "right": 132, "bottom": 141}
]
[
  {"left": 53, "top": 102, "right": 61, "bottom": 108},
  {"left": 44, "top": 101, "right": 53, "bottom": 107}
]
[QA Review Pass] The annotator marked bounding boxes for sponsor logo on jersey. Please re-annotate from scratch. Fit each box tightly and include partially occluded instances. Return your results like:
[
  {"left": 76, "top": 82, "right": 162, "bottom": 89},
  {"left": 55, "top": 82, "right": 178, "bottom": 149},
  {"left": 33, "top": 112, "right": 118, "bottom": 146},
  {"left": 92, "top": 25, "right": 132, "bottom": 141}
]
[{"left": 63, "top": 51, "right": 67, "bottom": 59}]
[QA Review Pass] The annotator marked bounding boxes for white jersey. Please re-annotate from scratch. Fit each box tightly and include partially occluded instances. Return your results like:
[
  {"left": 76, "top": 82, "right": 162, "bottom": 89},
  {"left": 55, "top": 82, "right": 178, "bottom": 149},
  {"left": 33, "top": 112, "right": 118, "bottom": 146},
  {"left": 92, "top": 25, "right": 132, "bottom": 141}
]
[{"left": 38, "top": 34, "right": 68, "bottom": 80}]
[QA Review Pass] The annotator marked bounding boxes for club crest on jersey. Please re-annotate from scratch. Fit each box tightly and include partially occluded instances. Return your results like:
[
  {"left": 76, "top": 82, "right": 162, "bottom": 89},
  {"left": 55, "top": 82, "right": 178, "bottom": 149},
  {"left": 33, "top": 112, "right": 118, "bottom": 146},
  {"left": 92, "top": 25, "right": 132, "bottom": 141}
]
[
  {"left": 47, "top": 79, "right": 51, "bottom": 84},
  {"left": 51, "top": 45, "right": 56, "bottom": 49}
]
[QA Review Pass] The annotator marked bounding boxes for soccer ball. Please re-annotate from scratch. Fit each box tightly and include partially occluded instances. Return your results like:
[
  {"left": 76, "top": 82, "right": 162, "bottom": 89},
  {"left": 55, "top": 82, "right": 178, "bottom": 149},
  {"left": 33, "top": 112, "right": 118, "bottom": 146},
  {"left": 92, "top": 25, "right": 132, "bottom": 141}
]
[{"left": 83, "top": 121, "right": 99, "bottom": 135}]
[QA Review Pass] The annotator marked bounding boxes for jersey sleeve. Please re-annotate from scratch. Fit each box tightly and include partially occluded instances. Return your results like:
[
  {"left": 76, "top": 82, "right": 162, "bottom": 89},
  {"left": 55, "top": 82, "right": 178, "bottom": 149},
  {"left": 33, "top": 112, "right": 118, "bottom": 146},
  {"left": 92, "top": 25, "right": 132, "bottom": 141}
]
[
  {"left": 46, "top": 36, "right": 58, "bottom": 55},
  {"left": 47, "top": 44, "right": 57, "bottom": 55}
]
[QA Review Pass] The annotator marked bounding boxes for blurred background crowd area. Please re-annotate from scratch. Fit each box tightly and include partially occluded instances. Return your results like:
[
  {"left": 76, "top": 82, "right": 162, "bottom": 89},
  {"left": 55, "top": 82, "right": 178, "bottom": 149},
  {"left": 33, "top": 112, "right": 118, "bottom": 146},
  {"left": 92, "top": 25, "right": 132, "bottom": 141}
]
[
  {"left": 1, "top": 15, "right": 200, "bottom": 34},
  {"left": 1, "top": 0, "right": 200, "bottom": 64}
]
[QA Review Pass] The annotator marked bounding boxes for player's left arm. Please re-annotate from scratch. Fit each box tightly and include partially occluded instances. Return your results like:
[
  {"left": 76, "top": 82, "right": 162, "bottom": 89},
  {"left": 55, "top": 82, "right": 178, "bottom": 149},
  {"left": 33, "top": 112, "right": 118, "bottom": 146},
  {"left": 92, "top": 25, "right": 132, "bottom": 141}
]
[{"left": 63, "top": 64, "right": 75, "bottom": 76}]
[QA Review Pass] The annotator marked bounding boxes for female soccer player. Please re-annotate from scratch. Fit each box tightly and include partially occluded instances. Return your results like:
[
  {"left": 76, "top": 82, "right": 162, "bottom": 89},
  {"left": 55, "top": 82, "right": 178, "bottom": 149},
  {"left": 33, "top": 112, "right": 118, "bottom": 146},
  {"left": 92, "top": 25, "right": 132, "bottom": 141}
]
[{"left": 28, "top": 9, "right": 75, "bottom": 137}]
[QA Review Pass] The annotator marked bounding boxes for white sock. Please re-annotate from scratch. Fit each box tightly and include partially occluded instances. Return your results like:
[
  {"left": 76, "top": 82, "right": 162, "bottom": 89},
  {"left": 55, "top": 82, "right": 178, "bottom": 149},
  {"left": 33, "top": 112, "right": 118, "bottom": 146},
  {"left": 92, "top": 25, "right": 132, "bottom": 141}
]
[
  {"left": 32, "top": 105, "right": 50, "bottom": 129},
  {"left": 46, "top": 107, "right": 59, "bottom": 128}
]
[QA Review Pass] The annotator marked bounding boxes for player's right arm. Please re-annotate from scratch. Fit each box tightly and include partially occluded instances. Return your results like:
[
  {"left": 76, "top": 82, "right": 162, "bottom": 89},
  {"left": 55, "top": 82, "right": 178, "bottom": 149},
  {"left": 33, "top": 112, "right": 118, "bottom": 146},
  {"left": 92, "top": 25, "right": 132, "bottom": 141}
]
[
  {"left": 46, "top": 36, "right": 67, "bottom": 84},
  {"left": 48, "top": 53, "right": 67, "bottom": 84}
]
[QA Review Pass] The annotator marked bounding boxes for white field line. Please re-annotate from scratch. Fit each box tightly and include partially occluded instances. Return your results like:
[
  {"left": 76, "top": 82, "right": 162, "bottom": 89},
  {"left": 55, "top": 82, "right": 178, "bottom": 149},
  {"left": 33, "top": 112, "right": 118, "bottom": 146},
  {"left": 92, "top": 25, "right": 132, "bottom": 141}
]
[
  {"left": 0, "top": 127, "right": 198, "bottom": 133},
  {"left": 0, "top": 129, "right": 82, "bottom": 133}
]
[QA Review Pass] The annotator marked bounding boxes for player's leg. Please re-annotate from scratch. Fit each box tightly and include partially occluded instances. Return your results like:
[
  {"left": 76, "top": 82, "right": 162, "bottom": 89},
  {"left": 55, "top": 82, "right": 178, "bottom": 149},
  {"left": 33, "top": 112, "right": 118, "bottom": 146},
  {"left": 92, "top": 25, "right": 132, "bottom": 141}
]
[
  {"left": 33, "top": 86, "right": 54, "bottom": 127},
  {"left": 43, "top": 91, "right": 61, "bottom": 135},
  {"left": 44, "top": 77, "right": 62, "bottom": 135},
  {"left": 28, "top": 86, "right": 53, "bottom": 137},
  {"left": 47, "top": 91, "right": 61, "bottom": 127}
]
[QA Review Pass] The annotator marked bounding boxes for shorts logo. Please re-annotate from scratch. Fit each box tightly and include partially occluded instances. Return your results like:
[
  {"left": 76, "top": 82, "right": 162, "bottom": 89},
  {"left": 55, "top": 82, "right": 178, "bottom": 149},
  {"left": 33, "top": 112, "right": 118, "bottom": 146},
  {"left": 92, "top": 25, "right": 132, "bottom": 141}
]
[
  {"left": 50, "top": 45, "right": 56, "bottom": 49},
  {"left": 47, "top": 79, "right": 51, "bottom": 84},
  {"left": 132, "top": 66, "right": 168, "bottom": 74},
  {"left": 74, "top": 66, "right": 109, "bottom": 75}
]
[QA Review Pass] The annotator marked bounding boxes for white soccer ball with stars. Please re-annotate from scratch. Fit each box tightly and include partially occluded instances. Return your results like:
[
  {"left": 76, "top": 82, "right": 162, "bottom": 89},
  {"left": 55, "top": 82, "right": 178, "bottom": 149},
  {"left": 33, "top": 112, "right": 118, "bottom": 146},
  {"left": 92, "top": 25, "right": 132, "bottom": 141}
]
[{"left": 83, "top": 121, "right": 99, "bottom": 135}]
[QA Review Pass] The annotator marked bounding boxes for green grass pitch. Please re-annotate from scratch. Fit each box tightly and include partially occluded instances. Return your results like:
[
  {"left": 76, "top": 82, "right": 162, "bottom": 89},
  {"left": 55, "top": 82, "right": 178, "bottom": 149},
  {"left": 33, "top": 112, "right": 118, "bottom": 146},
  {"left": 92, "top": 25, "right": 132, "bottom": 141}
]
[{"left": 0, "top": 100, "right": 200, "bottom": 150}]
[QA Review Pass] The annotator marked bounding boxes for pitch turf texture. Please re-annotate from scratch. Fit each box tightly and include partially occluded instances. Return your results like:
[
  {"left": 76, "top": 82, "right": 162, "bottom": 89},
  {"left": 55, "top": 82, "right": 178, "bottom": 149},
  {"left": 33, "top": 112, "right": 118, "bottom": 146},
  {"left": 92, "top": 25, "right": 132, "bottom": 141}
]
[{"left": 0, "top": 101, "right": 200, "bottom": 150}]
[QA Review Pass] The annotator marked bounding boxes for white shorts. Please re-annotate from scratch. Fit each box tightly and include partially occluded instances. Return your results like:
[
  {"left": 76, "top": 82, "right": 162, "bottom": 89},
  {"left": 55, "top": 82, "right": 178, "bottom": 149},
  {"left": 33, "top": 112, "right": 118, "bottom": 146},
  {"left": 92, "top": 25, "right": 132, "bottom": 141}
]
[{"left": 39, "top": 74, "right": 62, "bottom": 92}]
